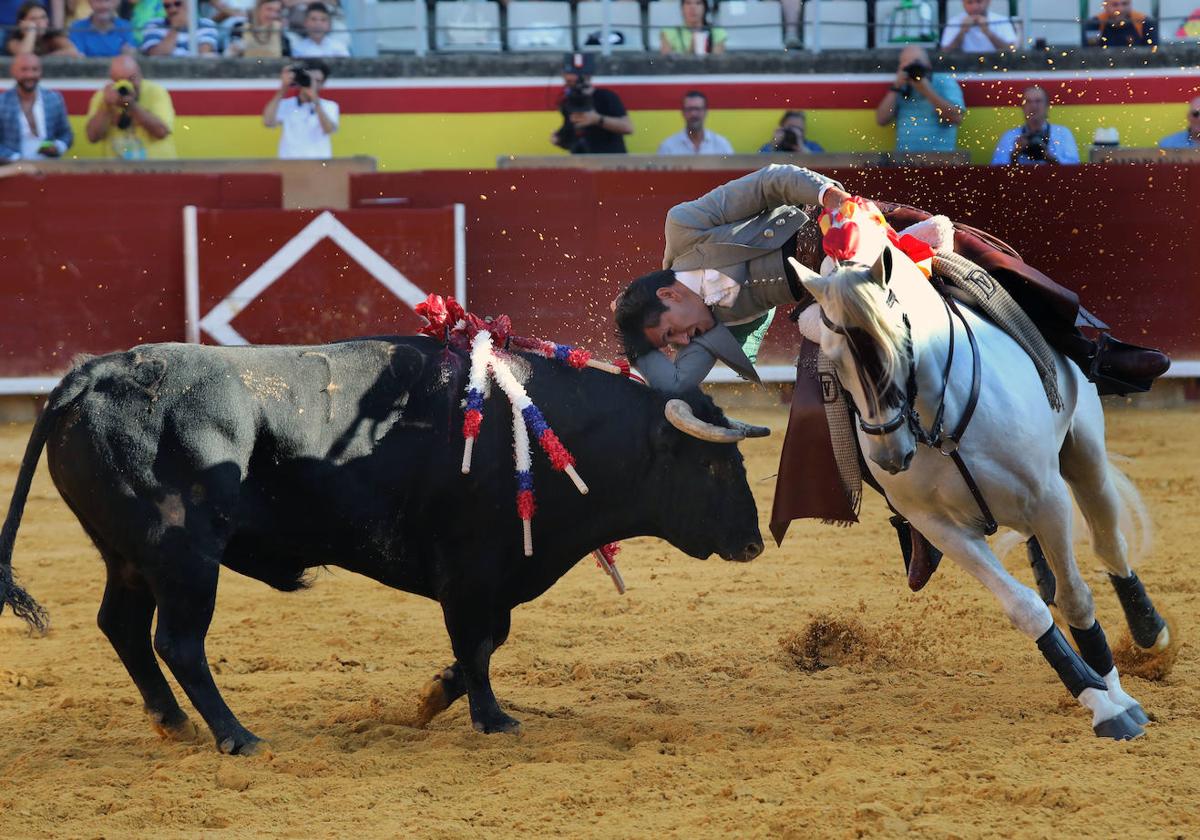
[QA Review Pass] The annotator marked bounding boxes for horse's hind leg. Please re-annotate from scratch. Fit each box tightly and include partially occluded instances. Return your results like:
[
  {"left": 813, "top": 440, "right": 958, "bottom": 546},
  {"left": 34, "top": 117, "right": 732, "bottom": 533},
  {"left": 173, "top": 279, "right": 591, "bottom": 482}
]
[
  {"left": 1060, "top": 403, "right": 1169, "bottom": 652},
  {"left": 1028, "top": 477, "right": 1147, "bottom": 733},
  {"left": 914, "top": 519, "right": 1138, "bottom": 740}
]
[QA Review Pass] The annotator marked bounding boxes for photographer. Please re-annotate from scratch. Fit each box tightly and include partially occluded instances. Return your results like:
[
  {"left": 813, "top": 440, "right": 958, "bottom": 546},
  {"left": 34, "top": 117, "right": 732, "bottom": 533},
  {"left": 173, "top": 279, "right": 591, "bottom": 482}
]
[
  {"left": 84, "top": 55, "right": 175, "bottom": 160},
  {"left": 758, "top": 110, "right": 823, "bottom": 154},
  {"left": 550, "top": 52, "right": 632, "bottom": 155},
  {"left": 875, "top": 45, "right": 964, "bottom": 153},
  {"left": 262, "top": 59, "right": 338, "bottom": 160},
  {"left": 991, "top": 86, "right": 1079, "bottom": 166}
]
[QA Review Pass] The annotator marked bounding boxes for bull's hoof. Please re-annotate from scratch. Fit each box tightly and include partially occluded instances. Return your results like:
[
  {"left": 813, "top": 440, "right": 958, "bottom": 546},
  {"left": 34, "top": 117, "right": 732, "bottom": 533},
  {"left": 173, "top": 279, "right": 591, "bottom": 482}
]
[
  {"left": 472, "top": 711, "right": 522, "bottom": 735},
  {"left": 414, "top": 668, "right": 458, "bottom": 727},
  {"left": 217, "top": 731, "right": 268, "bottom": 756},
  {"left": 148, "top": 709, "right": 203, "bottom": 743},
  {"left": 1093, "top": 711, "right": 1144, "bottom": 741}
]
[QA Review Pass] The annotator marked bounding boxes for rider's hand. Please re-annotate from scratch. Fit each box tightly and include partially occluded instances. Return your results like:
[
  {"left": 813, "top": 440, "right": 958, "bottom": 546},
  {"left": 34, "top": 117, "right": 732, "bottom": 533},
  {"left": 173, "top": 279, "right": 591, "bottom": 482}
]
[{"left": 822, "top": 186, "right": 851, "bottom": 213}]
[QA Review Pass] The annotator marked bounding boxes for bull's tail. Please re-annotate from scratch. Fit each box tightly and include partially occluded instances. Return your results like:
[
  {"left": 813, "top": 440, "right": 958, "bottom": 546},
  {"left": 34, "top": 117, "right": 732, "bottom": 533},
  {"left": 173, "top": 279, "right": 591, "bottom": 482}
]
[{"left": 0, "top": 367, "right": 93, "bottom": 634}]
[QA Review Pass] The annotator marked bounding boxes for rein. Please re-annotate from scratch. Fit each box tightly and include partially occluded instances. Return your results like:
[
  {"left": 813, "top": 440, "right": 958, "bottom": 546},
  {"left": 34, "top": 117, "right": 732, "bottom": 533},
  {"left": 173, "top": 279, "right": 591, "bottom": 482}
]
[{"left": 821, "top": 284, "right": 998, "bottom": 535}]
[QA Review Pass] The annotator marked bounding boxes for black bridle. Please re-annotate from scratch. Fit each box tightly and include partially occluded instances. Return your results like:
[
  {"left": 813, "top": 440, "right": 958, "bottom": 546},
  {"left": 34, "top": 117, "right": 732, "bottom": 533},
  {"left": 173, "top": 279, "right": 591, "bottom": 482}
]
[{"left": 821, "top": 281, "right": 998, "bottom": 535}]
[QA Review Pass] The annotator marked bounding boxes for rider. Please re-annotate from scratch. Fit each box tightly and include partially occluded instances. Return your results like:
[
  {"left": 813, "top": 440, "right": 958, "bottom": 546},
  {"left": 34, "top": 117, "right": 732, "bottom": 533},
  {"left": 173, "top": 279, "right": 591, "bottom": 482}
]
[{"left": 613, "top": 164, "right": 1170, "bottom": 571}]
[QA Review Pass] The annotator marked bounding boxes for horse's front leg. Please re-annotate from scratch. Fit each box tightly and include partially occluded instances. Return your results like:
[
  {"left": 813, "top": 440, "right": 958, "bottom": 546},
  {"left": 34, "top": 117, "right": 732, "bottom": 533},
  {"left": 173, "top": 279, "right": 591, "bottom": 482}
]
[{"left": 913, "top": 517, "right": 1142, "bottom": 741}]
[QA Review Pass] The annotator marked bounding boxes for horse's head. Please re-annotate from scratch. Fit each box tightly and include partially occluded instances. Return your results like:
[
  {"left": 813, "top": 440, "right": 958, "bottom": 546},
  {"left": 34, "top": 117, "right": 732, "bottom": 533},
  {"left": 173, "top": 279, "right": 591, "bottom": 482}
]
[{"left": 793, "top": 220, "right": 920, "bottom": 475}]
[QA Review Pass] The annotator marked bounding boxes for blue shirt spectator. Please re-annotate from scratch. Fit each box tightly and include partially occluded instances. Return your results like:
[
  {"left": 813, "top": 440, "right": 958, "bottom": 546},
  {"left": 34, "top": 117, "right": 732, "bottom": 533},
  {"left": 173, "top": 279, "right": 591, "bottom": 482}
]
[
  {"left": 140, "top": 0, "right": 218, "bottom": 56},
  {"left": 991, "top": 86, "right": 1079, "bottom": 165},
  {"left": 1158, "top": 98, "right": 1200, "bottom": 149},
  {"left": 876, "top": 47, "right": 965, "bottom": 154},
  {"left": 69, "top": 0, "right": 135, "bottom": 56}
]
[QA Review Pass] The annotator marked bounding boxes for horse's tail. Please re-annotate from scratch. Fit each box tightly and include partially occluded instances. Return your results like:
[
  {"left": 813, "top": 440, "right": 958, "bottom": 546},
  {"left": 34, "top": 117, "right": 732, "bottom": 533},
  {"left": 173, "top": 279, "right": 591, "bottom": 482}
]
[
  {"left": 1104, "top": 454, "right": 1154, "bottom": 567},
  {"left": 0, "top": 366, "right": 93, "bottom": 635}
]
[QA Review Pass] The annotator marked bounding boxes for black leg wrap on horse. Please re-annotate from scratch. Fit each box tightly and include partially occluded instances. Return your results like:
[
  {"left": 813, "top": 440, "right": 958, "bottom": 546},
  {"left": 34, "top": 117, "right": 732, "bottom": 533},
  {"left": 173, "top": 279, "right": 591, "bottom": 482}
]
[
  {"left": 1070, "top": 620, "right": 1114, "bottom": 679},
  {"left": 1026, "top": 538, "right": 1056, "bottom": 606},
  {"left": 1108, "top": 572, "right": 1166, "bottom": 649},
  {"left": 890, "top": 515, "right": 913, "bottom": 573},
  {"left": 1036, "top": 625, "right": 1106, "bottom": 697}
]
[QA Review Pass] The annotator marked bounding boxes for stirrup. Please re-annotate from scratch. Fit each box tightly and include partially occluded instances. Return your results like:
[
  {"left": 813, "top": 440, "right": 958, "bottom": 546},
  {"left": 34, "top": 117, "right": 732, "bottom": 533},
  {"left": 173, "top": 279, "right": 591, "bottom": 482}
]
[{"left": 1088, "top": 333, "right": 1170, "bottom": 396}]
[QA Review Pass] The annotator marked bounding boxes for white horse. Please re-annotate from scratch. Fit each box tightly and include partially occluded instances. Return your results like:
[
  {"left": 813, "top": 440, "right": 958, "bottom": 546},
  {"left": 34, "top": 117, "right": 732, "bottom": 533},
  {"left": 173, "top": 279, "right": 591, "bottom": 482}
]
[{"left": 793, "top": 206, "right": 1171, "bottom": 740}]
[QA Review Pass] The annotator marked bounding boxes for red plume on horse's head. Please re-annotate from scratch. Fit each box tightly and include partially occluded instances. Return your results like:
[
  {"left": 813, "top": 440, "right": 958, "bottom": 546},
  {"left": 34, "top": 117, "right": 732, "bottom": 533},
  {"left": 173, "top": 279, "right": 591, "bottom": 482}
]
[{"left": 822, "top": 220, "right": 861, "bottom": 262}]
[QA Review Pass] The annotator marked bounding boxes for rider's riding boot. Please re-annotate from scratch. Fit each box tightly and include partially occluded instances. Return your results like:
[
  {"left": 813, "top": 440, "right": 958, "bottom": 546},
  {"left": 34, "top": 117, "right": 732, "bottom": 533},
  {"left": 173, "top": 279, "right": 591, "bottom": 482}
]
[
  {"left": 890, "top": 515, "right": 943, "bottom": 592},
  {"left": 1058, "top": 332, "right": 1171, "bottom": 396}
]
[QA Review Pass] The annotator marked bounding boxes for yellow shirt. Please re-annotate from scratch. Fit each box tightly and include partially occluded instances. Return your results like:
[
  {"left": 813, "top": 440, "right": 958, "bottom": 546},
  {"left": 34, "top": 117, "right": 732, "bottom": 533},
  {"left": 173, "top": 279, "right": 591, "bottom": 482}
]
[{"left": 85, "top": 79, "right": 178, "bottom": 160}]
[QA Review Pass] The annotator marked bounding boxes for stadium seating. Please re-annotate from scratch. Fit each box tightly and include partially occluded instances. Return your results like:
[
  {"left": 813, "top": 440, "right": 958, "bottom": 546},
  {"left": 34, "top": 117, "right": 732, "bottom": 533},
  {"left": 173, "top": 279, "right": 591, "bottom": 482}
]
[
  {"left": 1016, "top": 0, "right": 1082, "bottom": 46},
  {"left": 647, "top": 0, "right": 684, "bottom": 52},
  {"left": 507, "top": 1, "right": 573, "bottom": 51},
  {"left": 576, "top": 1, "right": 645, "bottom": 51},
  {"left": 802, "top": 0, "right": 868, "bottom": 50},
  {"left": 717, "top": 0, "right": 785, "bottom": 51},
  {"left": 348, "top": 0, "right": 426, "bottom": 56},
  {"left": 874, "top": 0, "right": 938, "bottom": 45},
  {"left": 1158, "top": 0, "right": 1200, "bottom": 42},
  {"left": 434, "top": 0, "right": 502, "bottom": 52}
]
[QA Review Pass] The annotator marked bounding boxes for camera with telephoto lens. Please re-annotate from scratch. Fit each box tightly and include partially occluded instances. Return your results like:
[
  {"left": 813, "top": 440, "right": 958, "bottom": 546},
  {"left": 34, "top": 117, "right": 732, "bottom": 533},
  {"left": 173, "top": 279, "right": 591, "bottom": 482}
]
[
  {"left": 290, "top": 65, "right": 312, "bottom": 88},
  {"left": 114, "top": 79, "right": 136, "bottom": 99},
  {"left": 562, "top": 81, "right": 593, "bottom": 115},
  {"left": 1024, "top": 131, "right": 1048, "bottom": 161},
  {"left": 774, "top": 126, "right": 804, "bottom": 153},
  {"left": 903, "top": 62, "right": 929, "bottom": 82}
]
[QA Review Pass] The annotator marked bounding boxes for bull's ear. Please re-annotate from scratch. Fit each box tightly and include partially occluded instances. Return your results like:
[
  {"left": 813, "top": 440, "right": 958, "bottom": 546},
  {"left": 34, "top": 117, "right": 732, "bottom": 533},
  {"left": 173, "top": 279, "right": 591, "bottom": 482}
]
[{"left": 870, "top": 247, "right": 893, "bottom": 288}]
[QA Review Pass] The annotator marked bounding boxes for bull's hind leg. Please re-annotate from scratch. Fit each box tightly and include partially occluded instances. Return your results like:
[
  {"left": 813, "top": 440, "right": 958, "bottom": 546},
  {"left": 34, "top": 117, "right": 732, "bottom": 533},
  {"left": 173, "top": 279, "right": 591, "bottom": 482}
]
[
  {"left": 1028, "top": 477, "right": 1146, "bottom": 736},
  {"left": 96, "top": 560, "right": 194, "bottom": 741},
  {"left": 1059, "top": 410, "right": 1169, "bottom": 653},
  {"left": 149, "top": 545, "right": 264, "bottom": 755}
]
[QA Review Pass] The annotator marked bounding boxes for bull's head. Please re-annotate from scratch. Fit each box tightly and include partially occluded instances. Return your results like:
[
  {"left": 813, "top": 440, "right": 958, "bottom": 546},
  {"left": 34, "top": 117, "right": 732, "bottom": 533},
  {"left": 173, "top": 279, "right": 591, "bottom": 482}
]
[{"left": 645, "top": 394, "right": 765, "bottom": 563}]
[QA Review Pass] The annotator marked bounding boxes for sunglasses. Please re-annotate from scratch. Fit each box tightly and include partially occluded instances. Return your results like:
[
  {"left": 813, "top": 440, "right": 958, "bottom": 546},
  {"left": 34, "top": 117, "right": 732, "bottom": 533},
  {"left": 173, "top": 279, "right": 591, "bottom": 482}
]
[{"left": 163, "top": 2, "right": 183, "bottom": 8}]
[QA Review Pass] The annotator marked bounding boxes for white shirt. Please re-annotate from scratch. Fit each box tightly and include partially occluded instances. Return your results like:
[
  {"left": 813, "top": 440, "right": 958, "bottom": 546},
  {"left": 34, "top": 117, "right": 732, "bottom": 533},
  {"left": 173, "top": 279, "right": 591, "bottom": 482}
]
[
  {"left": 290, "top": 35, "right": 350, "bottom": 57},
  {"left": 940, "top": 11, "right": 1018, "bottom": 51},
  {"left": 657, "top": 128, "right": 734, "bottom": 156},
  {"left": 276, "top": 96, "right": 339, "bottom": 159},
  {"left": 675, "top": 268, "right": 741, "bottom": 310},
  {"left": 15, "top": 92, "right": 53, "bottom": 160}
]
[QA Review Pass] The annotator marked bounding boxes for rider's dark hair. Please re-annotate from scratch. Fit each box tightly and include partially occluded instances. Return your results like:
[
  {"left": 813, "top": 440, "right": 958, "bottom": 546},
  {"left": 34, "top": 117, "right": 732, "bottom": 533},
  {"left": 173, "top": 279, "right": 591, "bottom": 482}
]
[{"left": 614, "top": 269, "right": 676, "bottom": 360}]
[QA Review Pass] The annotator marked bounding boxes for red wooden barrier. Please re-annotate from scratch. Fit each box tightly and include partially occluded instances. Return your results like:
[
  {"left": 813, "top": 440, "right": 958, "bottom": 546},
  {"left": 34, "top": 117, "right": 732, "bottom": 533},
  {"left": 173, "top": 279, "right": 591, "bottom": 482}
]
[{"left": 351, "top": 164, "right": 1200, "bottom": 369}]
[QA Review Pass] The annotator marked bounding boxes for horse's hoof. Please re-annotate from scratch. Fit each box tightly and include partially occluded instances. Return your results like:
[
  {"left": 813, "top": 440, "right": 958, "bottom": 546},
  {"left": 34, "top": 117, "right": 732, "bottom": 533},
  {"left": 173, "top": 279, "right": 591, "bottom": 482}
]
[
  {"left": 149, "top": 710, "right": 203, "bottom": 743},
  {"left": 1148, "top": 625, "right": 1170, "bottom": 653},
  {"left": 1093, "top": 711, "right": 1144, "bottom": 741},
  {"left": 1123, "top": 704, "right": 1150, "bottom": 727},
  {"left": 217, "top": 733, "right": 269, "bottom": 756}
]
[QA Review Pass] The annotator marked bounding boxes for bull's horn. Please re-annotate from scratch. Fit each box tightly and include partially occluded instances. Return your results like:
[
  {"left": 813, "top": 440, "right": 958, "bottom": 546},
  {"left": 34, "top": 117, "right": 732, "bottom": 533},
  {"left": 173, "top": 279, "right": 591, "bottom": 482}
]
[
  {"left": 664, "top": 399, "right": 745, "bottom": 444},
  {"left": 727, "top": 418, "right": 771, "bottom": 438}
]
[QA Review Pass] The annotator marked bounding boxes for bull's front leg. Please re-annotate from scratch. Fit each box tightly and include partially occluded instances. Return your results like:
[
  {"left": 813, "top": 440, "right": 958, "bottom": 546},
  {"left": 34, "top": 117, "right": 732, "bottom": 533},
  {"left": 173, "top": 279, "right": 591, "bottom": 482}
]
[{"left": 438, "top": 596, "right": 519, "bottom": 733}]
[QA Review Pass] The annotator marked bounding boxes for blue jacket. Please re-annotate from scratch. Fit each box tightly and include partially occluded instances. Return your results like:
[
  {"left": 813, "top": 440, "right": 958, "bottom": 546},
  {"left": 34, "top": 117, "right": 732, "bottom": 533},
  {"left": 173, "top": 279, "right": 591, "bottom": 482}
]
[{"left": 0, "top": 86, "right": 73, "bottom": 160}]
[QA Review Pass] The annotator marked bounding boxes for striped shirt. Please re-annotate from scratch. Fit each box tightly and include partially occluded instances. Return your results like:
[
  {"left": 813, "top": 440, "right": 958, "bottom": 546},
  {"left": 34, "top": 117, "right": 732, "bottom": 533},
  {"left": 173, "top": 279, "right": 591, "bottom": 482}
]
[{"left": 139, "top": 15, "right": 219, "bottom": 55}]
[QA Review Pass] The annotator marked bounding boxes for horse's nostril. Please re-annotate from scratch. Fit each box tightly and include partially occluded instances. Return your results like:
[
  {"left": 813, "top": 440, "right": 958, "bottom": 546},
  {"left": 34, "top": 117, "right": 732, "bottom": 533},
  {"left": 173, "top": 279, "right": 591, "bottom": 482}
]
[
  {"left": 902, "top": 450, "right": 914, "bottom": 470},
  {"left": 745, "top": 541, "right": 764, "bottom": 560}
]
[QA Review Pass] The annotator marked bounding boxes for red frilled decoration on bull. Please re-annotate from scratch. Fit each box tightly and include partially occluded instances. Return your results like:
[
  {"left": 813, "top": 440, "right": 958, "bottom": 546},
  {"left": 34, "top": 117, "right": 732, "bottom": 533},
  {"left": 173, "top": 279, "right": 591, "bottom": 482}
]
[{"left": 415, "top": 294, "right": 632, "bottom": 588}]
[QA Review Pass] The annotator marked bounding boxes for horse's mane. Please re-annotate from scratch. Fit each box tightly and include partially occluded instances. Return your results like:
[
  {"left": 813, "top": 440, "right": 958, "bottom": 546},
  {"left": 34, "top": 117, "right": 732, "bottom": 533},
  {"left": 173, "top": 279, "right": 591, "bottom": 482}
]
[{"left": 825, "top": 258, "right": 911, "bottom": 400}]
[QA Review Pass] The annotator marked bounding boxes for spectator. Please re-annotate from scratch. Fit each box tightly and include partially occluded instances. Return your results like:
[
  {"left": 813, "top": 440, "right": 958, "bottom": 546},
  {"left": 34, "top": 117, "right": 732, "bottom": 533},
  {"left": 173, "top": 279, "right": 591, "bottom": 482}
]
[
  {"left": 226, "top": 0, "right": 289, "bottom": 57},
  {"left": 85, "top": 54, "right": 175, "bottom": 159},
  {"left": 781, "top": 0, "right": 800, "bottom": 49},
  {"left": 68, "top": 0, "right": 135, "bottom": 56},
  {"left": 657, "top": 91, "right": 732, "bottom": 155},
  {"left": 1084, "top": 0, "right": 1157, "bottom": 47},
  {"left": 288, "top": 1, "right": 347, "bottom": 57},
  {"left": 7, "top": 0, "right": 79, "bottom": 55},
  {"left": 1158, "top": 96, "right": 1200, "bottom": 149},
  {"left": 262, "top": 59, "right": 338, "bottom": 159},
  {"left": 0, "top": 54, "right": 71, "bottom": 160},
  {"left": 659, "top": 0, "right": 725, "bottom": 55},
  {"left": 551, "top": 52, "right": 632, "bottom": 155},
  {"left": 875, "top": 45, "right": 964, "bottom": 153},
  {"left": 0, "top": 0, "right": 38, "bottom": 28},
  {"left": 940, "top": 0, "right": 1016, "bottom": 52},
  {"left": 991, "top": 85, "right": 1079, "bottom": 165},
  {"left": 282, "top": 0, "right": 339, "bottom": 33},
  {"left": 207, "top": 0, "right": 255, "bottom": 24},
  {"left": 129, "top": 0, "right": 162, "bottom": 44},
  {"left": 140, "top": 0, "right": 218, "bottom": 55},
  {"left": 759, "top": 110, "right": 823, "bottom": 154}
]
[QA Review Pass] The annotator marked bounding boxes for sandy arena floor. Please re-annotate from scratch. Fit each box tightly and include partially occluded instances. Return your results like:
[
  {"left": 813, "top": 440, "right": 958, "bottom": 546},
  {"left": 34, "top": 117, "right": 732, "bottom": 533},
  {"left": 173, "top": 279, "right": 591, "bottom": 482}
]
[{"left": 0, "top": 404, "right": 1197, "bottom": 839}]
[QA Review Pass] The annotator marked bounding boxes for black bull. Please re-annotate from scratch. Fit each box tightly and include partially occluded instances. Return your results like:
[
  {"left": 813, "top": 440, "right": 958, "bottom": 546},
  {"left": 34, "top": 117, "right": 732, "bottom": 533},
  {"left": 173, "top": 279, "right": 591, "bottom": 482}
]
[{"left": 0, "top": 338, "right": 763, "bottom": 752}]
